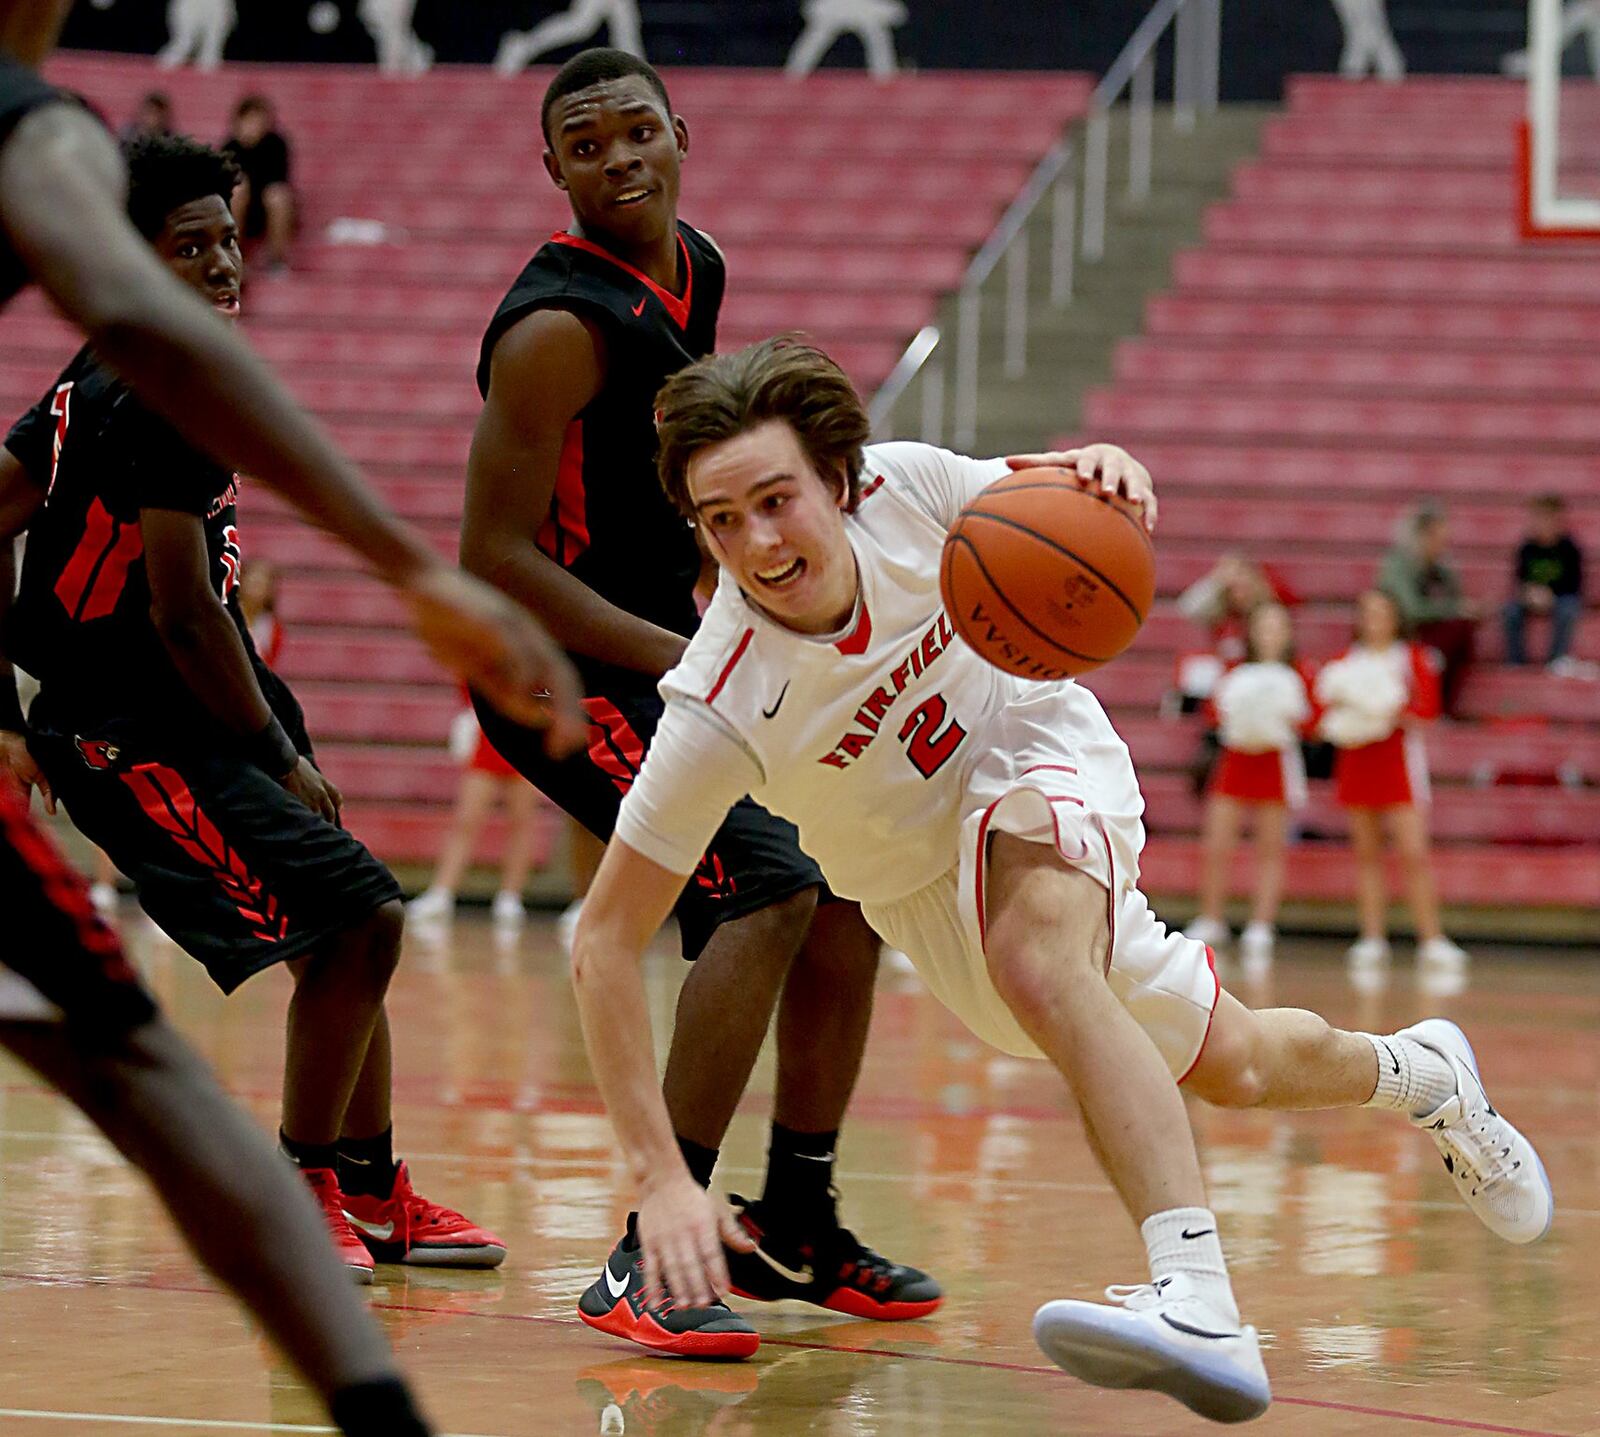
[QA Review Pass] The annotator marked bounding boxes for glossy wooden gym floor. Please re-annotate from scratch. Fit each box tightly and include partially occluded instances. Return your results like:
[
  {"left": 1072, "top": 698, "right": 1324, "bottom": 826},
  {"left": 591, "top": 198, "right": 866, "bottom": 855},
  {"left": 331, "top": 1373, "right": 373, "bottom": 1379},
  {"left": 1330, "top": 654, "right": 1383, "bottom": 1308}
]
[{"left": 0, "top": 913, "right": 1594, "bottom": 1436}]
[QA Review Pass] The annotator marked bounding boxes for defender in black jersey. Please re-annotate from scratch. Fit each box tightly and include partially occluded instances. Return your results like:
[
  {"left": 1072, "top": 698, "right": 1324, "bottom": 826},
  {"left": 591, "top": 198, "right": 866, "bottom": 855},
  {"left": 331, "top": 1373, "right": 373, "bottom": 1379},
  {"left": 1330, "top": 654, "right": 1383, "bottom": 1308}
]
[
  {"left": 463, "top": 49, "right": 940, "bottom": 1357},
  {"left": 0, "top": 41, "right": 477, "bottom": 1424},
  {"left": 0, "top": 133, "right": 506, "bottom": 1281}
]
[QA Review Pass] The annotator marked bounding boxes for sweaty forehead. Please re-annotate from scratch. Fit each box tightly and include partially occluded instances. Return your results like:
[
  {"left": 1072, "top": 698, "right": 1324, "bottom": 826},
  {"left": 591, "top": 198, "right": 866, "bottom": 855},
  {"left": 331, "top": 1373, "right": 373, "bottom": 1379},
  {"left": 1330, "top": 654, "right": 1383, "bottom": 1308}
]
[
  {"left": 552, "top": 77, "right": 666, "bottom": 133},
  {"left": 160, "top": 194, "right": 233, "bottom": 237}
]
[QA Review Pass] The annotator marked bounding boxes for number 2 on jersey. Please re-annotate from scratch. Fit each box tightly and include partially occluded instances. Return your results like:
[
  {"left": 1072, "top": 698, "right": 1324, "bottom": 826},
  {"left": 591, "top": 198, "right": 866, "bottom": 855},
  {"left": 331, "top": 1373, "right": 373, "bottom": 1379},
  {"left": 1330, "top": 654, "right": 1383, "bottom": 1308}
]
[{"left": 898, "top": 694, "right": 966, "bottom": 778}]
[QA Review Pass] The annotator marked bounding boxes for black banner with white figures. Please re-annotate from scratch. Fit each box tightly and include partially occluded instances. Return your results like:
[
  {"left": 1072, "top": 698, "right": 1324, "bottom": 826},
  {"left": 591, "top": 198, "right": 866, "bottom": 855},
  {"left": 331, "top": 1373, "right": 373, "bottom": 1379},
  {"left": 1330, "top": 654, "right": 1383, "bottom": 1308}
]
[{"left": 62, "top": 1, "right": 1530, "bottom": 101}]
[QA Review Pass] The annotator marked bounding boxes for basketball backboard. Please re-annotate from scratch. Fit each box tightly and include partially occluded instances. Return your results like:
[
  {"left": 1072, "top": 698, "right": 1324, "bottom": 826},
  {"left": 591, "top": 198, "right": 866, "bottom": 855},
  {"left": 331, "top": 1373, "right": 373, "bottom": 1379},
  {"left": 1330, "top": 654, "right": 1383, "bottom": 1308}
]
[{"left": 1520, "top": 0, "right": 1600, "bottom": 238}]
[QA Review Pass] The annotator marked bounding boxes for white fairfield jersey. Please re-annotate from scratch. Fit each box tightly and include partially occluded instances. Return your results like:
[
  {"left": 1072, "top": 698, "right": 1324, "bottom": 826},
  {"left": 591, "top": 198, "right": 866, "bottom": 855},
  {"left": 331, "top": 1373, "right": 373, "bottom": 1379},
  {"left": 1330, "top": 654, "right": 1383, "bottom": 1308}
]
[{"left": 616, "top": 442, "right": 1143, "bottom": 907}]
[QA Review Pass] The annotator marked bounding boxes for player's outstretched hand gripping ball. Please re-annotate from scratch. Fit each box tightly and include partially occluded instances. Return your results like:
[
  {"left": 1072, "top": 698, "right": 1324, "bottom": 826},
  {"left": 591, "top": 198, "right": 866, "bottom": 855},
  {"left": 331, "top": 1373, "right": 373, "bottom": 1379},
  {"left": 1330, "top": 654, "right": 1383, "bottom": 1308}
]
[{"left": 940, "top": 466, "right": 1156, "bottom": 679}]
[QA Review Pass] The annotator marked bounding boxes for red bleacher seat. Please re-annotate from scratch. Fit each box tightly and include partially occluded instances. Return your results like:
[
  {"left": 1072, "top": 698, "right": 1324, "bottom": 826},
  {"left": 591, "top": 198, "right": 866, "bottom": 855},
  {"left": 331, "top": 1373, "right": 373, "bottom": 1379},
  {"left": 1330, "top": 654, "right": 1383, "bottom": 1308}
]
[
  {"left": 1257, "top": 116, "right": 1513, "bottom": 165},
  {"left": 1146, "top": 294, "right": 1600, "bottom": 347},
  {"left": 1085, "top": 442, "right": 1600, "bottom": 499},
  {"left": 1113, "top": 338, "right": 1600, "bottom": 398},
  {"left": 1172, "top": 250, "right": 1600, "bottom": 304},
  {"left": 1203, "top": 203, "right": 1524, "bottom": 252},
  {"left": 1135, "top": 772, "right": 1599, "bottom": 845},
  {"left": 1086, "top": 390, "right": 1600, "bottom": 449},
  {"left": 1139, "top": 841, "right": 1600, "bottom": 909},
  {"left": 1230, "top": 161, "right": 1510, "bottom": 210},
  {"left": 1282, "top": 75, "right": 1521, "bottom": 116}
]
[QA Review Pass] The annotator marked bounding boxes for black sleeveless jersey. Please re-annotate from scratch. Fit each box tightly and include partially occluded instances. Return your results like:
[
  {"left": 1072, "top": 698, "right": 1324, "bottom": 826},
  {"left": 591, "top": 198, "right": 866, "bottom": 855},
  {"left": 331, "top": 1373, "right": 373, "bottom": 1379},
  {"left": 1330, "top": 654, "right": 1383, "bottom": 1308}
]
[
  {"left": 0, "top": 56, "right": 70, "bottom": 307},
  {"left": 3, "top": 347, "right": 271, "bottom": 748},
  {"left": 477, "top": 221, "right": 724, "bottom": 675}
]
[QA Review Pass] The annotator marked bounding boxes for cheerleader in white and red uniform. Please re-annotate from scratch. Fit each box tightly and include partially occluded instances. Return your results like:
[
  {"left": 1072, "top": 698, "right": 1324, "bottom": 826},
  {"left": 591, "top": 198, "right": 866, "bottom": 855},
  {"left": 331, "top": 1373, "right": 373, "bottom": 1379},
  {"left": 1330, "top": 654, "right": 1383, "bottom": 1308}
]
[
  {"left": 1185, "top": 603, "right": 1312, "bottom": 971},
  {"left": 1315, "top": 590, "right": 1468, "bottom": 976}
]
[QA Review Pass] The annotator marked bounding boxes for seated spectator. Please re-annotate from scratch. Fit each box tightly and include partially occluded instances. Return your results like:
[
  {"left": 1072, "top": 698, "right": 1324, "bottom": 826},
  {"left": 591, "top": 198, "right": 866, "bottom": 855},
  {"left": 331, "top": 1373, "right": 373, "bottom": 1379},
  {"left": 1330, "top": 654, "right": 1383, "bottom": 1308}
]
[
  {"left": 1378, "top": 502, "right": 1477, "bottom": 717},
  {"left": 1502, "top": 494, "right": 1585, "bottom": 673},
  {"left": 222, "top": 95, "right": 296, "bottom": 274},
  {"left": 121, "top": 91, "right": 174, "bottom": 144}
]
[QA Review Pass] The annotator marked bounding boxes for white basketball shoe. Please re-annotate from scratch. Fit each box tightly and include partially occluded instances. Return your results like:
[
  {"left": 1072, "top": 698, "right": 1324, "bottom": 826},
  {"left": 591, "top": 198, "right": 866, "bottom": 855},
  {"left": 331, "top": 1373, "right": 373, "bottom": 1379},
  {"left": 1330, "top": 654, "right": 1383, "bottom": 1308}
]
[
  {"left": 1398, "top": 1018, "right": 1553, "bottom": 1245},
  {"left": 1033, "top": 1272, "right": 1271, "bottom": 1424}
]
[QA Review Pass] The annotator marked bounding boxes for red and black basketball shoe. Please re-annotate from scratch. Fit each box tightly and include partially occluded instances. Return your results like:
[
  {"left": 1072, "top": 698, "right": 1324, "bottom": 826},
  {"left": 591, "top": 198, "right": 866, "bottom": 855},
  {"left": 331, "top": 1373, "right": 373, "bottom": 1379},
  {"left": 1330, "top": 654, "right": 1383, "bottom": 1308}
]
[
  {"left": 725, "top": 1195, "right": 943, "bottom": 1320},
  {"left": 301, "top": 1167, "right": 375, "bottom": 1284},
  {"left": 578, "top": 1226, "right": 760, "bottom": 1359},
  {"left": 341, "top": 1161, "right": 506, "bottom": 1268}
]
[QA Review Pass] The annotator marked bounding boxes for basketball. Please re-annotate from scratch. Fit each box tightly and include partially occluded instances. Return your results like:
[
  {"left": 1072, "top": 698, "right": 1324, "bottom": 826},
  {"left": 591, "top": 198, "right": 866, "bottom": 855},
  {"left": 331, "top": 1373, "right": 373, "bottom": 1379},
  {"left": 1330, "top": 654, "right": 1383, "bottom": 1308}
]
[{"left": 939, "top": 466, "right": 1156, "bottom": 680}]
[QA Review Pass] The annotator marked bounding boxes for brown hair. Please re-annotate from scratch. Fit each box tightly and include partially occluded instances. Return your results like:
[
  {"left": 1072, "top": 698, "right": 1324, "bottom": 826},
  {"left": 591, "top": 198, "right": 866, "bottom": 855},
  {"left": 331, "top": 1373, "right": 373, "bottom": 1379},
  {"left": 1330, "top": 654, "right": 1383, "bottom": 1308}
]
[{"left": 655, "top": 336, "right": 870, "bottom": 519}]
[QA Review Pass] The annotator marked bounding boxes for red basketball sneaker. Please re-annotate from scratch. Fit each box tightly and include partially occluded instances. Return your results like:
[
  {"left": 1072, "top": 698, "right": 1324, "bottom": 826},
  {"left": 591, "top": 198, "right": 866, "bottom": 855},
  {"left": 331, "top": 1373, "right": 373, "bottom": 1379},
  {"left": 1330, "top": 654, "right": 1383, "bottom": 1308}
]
[
  {"left": 301, "top": 1166, "right": 374, "bottom": 1284},
  {"left": 578, "top": 1225, "right": 760, "bottom": 1359},
  {"left": 341, "top": 1161, "right": 507, "bottom": 1269}
]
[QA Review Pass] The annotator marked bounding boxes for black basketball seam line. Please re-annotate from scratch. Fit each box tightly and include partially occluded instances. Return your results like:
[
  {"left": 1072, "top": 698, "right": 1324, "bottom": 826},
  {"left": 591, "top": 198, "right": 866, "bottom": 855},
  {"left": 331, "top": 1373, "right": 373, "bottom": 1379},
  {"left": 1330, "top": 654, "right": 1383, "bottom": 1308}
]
[
  {"left": 945, "top": 533, "right": 1112, "bottom": 666},
  {"left": 952, "top": 511, "right": 1146, "bottom": 624},
  {"left": 954, "top": 508, "right": 1147, "bottom": 620},
  {"left": 981, "top": 481, "right": 1156, "bottom": 555}
]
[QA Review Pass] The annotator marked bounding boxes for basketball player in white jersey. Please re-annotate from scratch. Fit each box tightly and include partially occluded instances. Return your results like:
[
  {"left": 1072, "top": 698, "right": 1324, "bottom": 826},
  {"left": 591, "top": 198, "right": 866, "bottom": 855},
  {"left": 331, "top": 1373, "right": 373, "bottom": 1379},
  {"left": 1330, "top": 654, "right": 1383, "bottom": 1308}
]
[{"left": 569, "top": 339, "right": 1552, "bottom": 1423}]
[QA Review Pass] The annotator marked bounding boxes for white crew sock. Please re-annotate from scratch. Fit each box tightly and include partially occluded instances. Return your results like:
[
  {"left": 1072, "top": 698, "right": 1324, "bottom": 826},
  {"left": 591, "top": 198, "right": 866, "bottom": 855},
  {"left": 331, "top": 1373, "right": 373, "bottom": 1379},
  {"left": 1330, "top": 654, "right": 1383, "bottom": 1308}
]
[
  {"left": 1360, "top": 1033, "right": 1458, "bottom": 1118},
  {"left": 1141, "top": 1207, "right": 1238, "bottom": 1324}
]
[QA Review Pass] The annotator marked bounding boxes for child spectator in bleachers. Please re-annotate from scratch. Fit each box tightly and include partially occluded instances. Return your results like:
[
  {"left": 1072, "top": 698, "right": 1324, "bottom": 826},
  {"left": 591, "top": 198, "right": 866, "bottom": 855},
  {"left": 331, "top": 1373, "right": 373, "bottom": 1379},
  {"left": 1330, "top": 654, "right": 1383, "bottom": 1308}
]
[
  {"left": 222, "top": 95, "right": 297, "bottom": 274},
  {"left": 408, "top": 702, "right": 551, "bottom": 929},
  {"left": 1502, "top": 494, "right": 1586, "bottom": 674},
  {"left": 1316, "top": 590, "right": 1468, "bottom": 979},
  {"left": 1184, "top": 603, "right": 1312, "bottom": 973},
  {"left": 1379, "top": 501, "right": 1478, "bottom": 717}
]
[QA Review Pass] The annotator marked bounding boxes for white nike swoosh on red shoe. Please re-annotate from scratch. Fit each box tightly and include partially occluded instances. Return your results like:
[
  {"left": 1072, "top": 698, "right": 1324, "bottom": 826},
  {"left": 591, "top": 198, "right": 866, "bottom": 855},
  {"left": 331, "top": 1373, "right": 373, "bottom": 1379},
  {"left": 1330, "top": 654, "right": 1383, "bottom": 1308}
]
[
  {"left": 345, "top": 1214, "right": 395, "bottom": 1240},
  {"left": 605, "top": 1264, "right": 630, "bottom": 1300}
]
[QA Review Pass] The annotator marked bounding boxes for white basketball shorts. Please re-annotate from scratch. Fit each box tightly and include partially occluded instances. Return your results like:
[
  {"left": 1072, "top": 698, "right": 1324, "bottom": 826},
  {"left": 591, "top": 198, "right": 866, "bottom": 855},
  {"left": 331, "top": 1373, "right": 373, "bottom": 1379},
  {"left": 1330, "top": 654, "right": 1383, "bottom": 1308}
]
[{"left": 862, "top": 683, "right": 1219, "bottom": 1079}]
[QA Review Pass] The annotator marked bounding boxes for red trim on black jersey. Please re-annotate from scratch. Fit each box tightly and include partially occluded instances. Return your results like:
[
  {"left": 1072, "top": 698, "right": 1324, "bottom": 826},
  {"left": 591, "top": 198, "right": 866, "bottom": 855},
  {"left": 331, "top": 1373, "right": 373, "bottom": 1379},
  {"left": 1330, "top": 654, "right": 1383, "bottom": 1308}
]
[
  {"left": 834, "top": 601, "right": 873, "bottom": 657},
  {"left": 536, "top": 420, "right": 590, "bottom": 567},
  {"left": 46, "top": 380, "right": 73, "bottom": 496},
  {"left": 548, "top": 230, "right": 694, "bottom": 330},
  {"left": 120, "top": 763, "right": 289, "bottom": 943},
  {"left": 54, "top": 496, "right": 144, "bottom": 622},
  {"left": 705, "top": 628, "right": 754, "bottom": 706}
]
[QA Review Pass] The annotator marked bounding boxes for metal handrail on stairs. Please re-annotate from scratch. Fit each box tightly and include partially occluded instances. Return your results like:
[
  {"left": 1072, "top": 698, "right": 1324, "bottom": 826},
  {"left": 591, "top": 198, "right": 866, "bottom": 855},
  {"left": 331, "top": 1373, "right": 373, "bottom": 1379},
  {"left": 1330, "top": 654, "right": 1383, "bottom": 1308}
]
[{"left": 869, "top": 0, "right": 1222, "bottom": 450}]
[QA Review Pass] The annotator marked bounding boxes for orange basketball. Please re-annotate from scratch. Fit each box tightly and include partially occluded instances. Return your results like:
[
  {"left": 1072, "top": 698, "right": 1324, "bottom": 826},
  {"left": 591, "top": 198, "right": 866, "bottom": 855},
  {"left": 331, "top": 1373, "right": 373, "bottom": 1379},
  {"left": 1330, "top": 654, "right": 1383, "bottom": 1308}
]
[{"left": 939, "top": 467, "right": 1156, "bottom": 679}]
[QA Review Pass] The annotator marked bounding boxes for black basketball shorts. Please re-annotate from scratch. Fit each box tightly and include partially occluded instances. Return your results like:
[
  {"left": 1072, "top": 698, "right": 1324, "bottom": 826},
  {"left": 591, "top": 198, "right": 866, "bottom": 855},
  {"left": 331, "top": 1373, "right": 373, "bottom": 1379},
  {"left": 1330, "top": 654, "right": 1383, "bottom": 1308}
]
[
  {"left": 0, "top": 782, "right": 158, "bottom": 1035},
  {"left": 474, "top": 680, "right": 825, "bottom": 961},
  {"left": 27, "top": 725, "right": 401, "bottom": 995}
]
